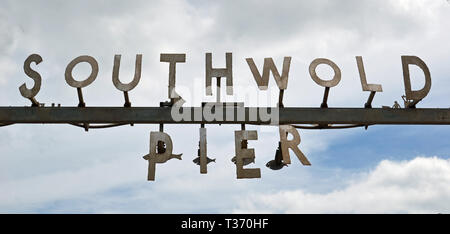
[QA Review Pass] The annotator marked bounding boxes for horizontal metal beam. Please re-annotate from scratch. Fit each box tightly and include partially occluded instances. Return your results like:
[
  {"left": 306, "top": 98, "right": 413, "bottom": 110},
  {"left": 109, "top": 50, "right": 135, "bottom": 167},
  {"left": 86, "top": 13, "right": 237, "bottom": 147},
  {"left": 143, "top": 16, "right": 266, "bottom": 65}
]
[{"left": 0, "top": 106, "right": 449, "bottom": 125}]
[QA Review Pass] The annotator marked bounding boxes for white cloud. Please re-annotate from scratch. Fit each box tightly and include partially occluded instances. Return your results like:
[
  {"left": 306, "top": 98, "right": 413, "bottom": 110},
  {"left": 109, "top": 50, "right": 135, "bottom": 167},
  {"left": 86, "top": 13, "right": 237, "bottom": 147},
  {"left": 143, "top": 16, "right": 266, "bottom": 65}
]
[
  {"left": 233, "top": 156, "right": 450, "bottom": 213},
  {"left": 0, "top": 153, "right": 144, "bottom": 211}
]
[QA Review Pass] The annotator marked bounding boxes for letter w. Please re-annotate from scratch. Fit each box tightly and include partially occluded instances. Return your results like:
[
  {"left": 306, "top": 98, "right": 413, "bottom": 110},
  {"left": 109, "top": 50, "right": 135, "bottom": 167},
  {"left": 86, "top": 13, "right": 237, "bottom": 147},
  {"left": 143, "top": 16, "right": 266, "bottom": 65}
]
[{"left": 245, "top": 57, "right": 291, "bottom": 90}]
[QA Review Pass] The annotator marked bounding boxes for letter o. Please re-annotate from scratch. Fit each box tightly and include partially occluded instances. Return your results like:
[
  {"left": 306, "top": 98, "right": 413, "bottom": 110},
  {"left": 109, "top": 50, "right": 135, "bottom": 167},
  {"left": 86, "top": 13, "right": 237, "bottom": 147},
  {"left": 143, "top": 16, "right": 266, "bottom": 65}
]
[
  {"left": 309, "top": 58, "right": 341, "bottom": 87},
  {"left": 65, "top": 55, "right": 99, "bottom": 88}
]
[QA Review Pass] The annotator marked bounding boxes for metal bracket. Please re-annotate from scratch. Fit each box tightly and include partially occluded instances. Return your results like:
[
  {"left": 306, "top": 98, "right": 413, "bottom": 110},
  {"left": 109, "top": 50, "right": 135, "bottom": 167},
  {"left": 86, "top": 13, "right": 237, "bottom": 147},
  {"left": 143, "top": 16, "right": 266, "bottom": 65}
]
[
  {"left": 407, "top": 99, "right": 420, "bottom": 109},
  {"left": 364, "top": 91, "right": 376, "bottom": 108},
  {"left": 321, "top": 87, "right": 330, "bottom": 108},
  {"left": 363, "top": 91, "right": 377, "bottom": 130},
  {"left": 28, "top": 97, "right": 40, "bottom": 107},
  {"left": 216, "top": 77, "right": 221, "bottom": 103},
  {"left": 76, "top": 87, "right": 86, "bottom": 108},
  {"left": 278, "top": 89, "right": 285, "bottom": 108},
  {"left": 123, "top": 91, "right": 131, "bottom": 107},
  {"left": 123, "top": 91, "right": 134, "bottom": 126},
  {"left": 83, "top": 122, "right": 89, "bottom": 132},
  {"left": 401, "top": 95, "right": 418, "bottom": 109},
  {"left": 76, "top": 87, "right": 89, "bottom": 131},
  {"left": 160, "top": 100, "right": 174, "bottom": 107}
]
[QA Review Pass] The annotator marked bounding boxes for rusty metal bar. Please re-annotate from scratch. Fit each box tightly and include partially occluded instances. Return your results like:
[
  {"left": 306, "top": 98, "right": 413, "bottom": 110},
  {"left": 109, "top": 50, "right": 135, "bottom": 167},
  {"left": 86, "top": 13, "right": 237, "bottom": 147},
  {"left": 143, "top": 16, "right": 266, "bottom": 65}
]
[{"left": 0, "top": 107, "right": 449, "bottom": 125}]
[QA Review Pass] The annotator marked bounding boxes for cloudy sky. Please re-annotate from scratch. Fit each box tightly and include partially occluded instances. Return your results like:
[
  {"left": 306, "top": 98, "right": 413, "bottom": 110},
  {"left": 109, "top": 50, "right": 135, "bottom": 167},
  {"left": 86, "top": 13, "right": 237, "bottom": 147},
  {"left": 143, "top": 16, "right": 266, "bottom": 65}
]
[{"left": 0, "top": 0, "right": 449, "bottom": 213}]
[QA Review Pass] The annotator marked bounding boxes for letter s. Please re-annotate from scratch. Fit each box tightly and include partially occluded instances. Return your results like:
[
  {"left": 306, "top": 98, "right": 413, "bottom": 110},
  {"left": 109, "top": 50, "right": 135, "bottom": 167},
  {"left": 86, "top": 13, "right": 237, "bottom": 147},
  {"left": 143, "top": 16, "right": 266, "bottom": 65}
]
[{"left": 20, "top": 54, "right": 43, "bottom": 99}]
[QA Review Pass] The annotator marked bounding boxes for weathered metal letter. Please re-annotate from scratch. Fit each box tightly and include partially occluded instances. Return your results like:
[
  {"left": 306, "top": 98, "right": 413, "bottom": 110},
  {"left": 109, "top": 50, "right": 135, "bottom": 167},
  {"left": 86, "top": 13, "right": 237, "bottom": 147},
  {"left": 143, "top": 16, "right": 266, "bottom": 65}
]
[
  {"left": 20, "top": 54, "right": 42, "bottom": 99},
  {"left": 309, "top": 58, "right": 341, "bottom": 87},
  {"left": 65, "top": 55, "right": 99, "bottom": 88},
  {"left": 401, "top": 55, "right": 432, "bottom": 102},
  {"left": 245, "top": 57, "right": 291, "bottom": 90},
  {"left": 279, "top": 125, "right": 311, "bottom": 165},
  {"left": 206, "top": 53, "right": 233, "bottom": 96},
  {"left": 112, "top": 54, "right": 142, "bottom": 92},
  {"left": 160, "top": 53, "right": 186, "bottom": 100},
  {"left": 143, "top": 131, "right": 182, "bottom": 181},
  {"left": 235, "top": 130, "right": 261, "bottom": 179},
  {"left": 356, "top": 56, "right": 383, "bottom": 92}
]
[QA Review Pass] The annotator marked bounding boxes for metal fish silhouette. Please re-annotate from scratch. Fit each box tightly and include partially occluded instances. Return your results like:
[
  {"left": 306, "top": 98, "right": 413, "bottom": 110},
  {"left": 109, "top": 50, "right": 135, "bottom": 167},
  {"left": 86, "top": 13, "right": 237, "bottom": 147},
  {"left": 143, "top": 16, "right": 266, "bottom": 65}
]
[
  {"left": 266, "top": 147, "right": 288, "bottom": 170},
  {"left": 169, "top": 154, "right": 182, "bottom": 160},
  {"left": 143, "top": 153, "right": 182, "bottom": 161},
  {"left": 231, "top": 156, "right": 255, "bottom": 166},
  {"left": 192, "top": 156, "right": 216, "bottom": 165}
]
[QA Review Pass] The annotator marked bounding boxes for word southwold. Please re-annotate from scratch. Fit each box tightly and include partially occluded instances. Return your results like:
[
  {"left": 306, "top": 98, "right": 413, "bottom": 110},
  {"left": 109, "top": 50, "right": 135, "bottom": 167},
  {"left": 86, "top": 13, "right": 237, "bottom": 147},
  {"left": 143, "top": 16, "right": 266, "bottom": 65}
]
[{"left": 17, "top": 53, "right": 432, "bottom": 180}]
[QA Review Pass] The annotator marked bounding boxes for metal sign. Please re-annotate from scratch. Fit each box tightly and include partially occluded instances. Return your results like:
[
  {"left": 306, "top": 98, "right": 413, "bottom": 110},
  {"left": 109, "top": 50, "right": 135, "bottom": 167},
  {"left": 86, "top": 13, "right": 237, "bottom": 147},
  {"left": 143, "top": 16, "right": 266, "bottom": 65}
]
[{"left": 2, "top": 53, "right": 449, "bottom": 181}]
